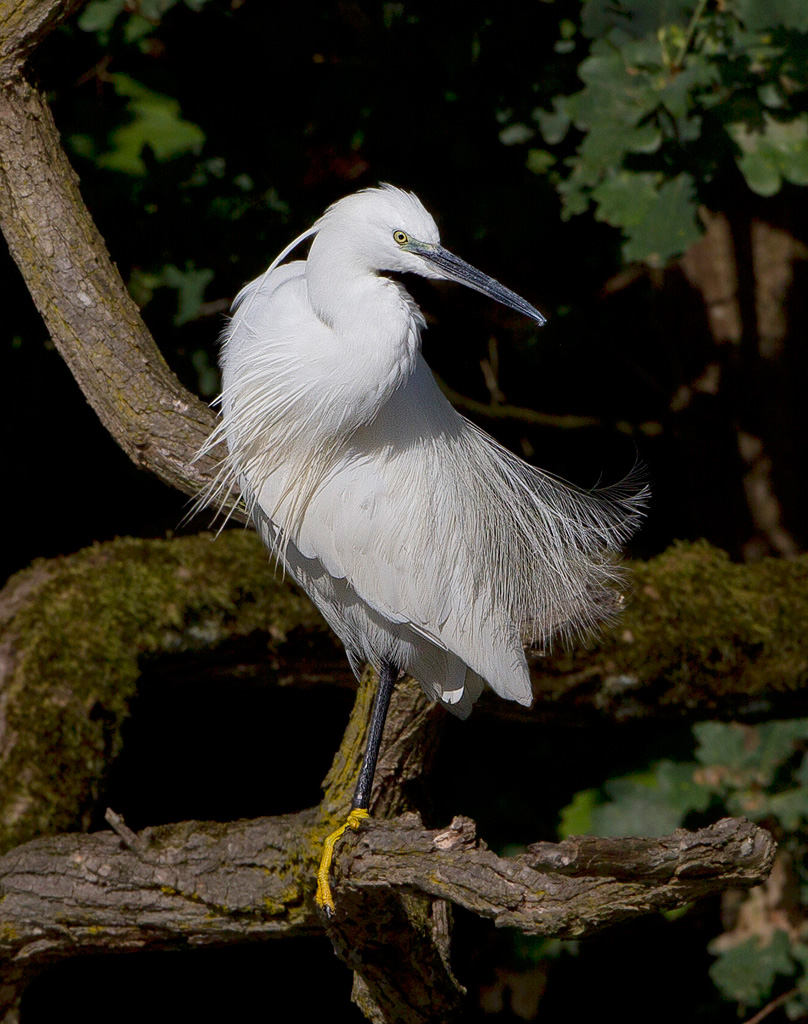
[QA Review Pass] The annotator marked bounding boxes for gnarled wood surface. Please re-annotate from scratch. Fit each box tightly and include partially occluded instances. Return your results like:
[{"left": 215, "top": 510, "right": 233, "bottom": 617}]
[{"left": 0, "top": 810, "right": 774, "bottom": 1021}]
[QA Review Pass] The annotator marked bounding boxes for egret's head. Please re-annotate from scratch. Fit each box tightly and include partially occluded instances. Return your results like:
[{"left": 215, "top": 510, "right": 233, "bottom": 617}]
[
  {"left": 313, "top": 185, "right": 546, "bottom": 326},
  {"left": 314, "top": 185, "right": 441, "bottom": 274}
]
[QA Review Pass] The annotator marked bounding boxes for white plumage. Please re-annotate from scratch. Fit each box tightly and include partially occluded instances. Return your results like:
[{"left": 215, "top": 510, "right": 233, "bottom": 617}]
[{"left": 201, "top": 185, "right": 647, "bottom": 719}]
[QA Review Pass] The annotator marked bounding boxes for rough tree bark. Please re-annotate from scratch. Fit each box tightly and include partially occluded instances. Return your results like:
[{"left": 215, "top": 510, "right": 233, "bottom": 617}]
[
  {"left": 0, "top": 0, "right": 225, "bottom": 505},
  {"left": 0, "top": 813, "right": 774, "bottom": 1020},
  {"left": 0, "top": 2, "right": 790, "bottom": 1022}
]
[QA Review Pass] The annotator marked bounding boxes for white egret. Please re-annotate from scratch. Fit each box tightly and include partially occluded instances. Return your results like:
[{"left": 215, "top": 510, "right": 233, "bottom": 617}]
[{"left": 200, "top": 185, "right": 647, "bottom": 913}]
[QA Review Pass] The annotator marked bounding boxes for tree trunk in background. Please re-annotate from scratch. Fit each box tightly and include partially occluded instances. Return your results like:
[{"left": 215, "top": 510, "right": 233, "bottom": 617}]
[{"left": 679, "top": 204, "right": 808, "bottom": 560}]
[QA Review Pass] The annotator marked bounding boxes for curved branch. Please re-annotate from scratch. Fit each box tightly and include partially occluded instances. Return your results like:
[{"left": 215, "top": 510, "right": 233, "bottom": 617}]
[
  {"left": 0, "top": 0, "right": 84, "bottom": 74},
  {"left": 0, "top": 33, "right": 224, "bottom": 502},
  {"left": 433, "top": 374, "right": 662, "bottom": 438}
]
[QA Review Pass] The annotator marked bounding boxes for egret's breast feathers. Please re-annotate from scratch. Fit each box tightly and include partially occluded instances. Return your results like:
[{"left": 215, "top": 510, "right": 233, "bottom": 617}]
[
  {"left": 244, "top": 352, "right": 643, "bottom": 705},
  {"left": 204, "top": 225, "right": 646, "bottom": 716}
]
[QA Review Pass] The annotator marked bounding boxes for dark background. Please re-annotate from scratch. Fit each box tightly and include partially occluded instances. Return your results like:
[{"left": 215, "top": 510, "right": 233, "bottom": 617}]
[{"left": 3, "top": 1, "right": 806, "bottom": 1020}]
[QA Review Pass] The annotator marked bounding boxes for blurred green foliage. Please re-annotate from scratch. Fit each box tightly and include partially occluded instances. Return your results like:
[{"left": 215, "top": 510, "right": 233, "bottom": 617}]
[
  {"left": 709, "top": 930, "right": 796, "bottom": 1008},
  {"left": 92, "top": 73, "right": 205, "bottom": 175},
  {"left": 501, "top": 0, "right": 808, "bottom": 264},
  {"left": 560, "top": 718, "right": 808, "bottom": 1015},
  {"left": 79, "top": 0, "right": 212, "bottom": 45},
  {"left": 128, "top": 262, "right": 213, "bottom": 325}
]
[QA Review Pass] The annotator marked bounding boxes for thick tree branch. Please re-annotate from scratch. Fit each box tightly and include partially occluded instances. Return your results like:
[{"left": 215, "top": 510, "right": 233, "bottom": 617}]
[
  {"left": 524, "top": 539, "right": 808, "bottom": 726},
  {"left": 0, "top": 813, "right": 774, "bottom": 1018},
  {"left": 0, "top": 532, "right": 330, "bottom": 854},
  {"left": 318, "top": 670, "right": 463, "bottom": 1022},
  {"left": 0, "top": 0, "right": 84, "bottom": 74},
  {"left": 0, "top": 15, "right": 225, "bottom": 504},
  {"left": 337, "top": 815, "right": 774, "bottom": 935}
]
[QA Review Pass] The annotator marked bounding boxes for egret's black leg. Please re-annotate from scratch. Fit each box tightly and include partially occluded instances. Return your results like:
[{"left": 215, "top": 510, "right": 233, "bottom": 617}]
[
  {"left": 351, "top": 659, "right": 398, "bottom": 811},
  {"left": 315, "top": 660, "right": 399, "bottom": 915}
]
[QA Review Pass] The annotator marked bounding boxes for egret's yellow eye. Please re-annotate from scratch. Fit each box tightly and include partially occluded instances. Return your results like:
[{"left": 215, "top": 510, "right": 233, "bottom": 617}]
[{"left": 393, "top": 230, "right": 409, "bottom": 245}]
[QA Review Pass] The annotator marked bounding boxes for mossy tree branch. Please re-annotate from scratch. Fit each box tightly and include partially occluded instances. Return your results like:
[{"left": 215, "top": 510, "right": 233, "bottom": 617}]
[
  {"left": 1, "top": 534, "right": 804, "bottom": 858},
  {"left": 525, "top": 539, "right": 808, "bottom": 726},
  {"left": 0, "top": 532, "right": 330, "bottom": 855}
]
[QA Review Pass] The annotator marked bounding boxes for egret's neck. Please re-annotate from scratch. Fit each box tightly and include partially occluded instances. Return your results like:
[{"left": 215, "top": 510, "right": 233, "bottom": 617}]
[
  {"left": 305, "top": 238, "right": 384, "bottom": 328},
  {"left": 304, "top": 237, "right": 421, "bottom": 408}
]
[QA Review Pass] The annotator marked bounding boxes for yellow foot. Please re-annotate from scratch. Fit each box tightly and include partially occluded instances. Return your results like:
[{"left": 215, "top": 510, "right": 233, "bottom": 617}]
[{"left": 315, "top": 807, "right": 369, "bottom": 917}]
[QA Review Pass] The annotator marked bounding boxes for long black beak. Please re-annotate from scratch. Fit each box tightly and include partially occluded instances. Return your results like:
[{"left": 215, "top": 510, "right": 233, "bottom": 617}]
[{"left": 410, "top": 242, "right": 546, "bottom": 326}]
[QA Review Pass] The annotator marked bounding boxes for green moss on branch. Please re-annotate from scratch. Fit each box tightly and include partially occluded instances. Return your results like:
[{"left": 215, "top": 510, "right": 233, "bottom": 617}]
[{"left": 0, "top": 531, "right": 325, "bottom": 852}]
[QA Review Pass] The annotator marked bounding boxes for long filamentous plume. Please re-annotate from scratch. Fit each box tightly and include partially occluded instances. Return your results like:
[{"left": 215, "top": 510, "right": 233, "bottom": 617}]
[
  {"left": 196, "top": 184, "right": 648, "bottom": 716},
  {"left": 200, "top": 296, "right": 646, "bottom": 653}
]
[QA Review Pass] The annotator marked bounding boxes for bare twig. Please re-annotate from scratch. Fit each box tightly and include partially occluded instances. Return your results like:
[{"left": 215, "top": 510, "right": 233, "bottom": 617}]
[
  {"left": 104, "top": 808, "right": 150, "bottom": 858},
  {"left": 434, "top": 373, "right": 661, "bottom": 437},
  {"left": 672, "top": 0, "right": 709, "bottom": 70},
  {"left": 744, "top": 988, "right": 800, "bottom": 1024}
]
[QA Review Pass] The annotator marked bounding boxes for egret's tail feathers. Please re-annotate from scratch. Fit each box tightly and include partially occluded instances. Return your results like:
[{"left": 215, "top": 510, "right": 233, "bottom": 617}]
[
  {"left": 438, "top": 668, "right": 486, "bottom": 720},
  {"left": 406, "top": 646, "right": 488, "bottom": 720},
  {"left": 453, "top": 421, "right": 649, "bottom": 653}
]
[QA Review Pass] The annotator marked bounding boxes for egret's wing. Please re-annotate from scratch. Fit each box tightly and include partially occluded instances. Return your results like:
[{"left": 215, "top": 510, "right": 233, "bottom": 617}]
[
  {"left": 231, "top": 261, "right": 304, "bottom": 313},
  {"left": 297, "top": 465, "right": 534, "bottom": 706},
  {"left": 288, "top": 357, "right": 535, "bottom": 706},
  {"left": 222, "top": 271, "right": 495, "bottom": 708}
]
